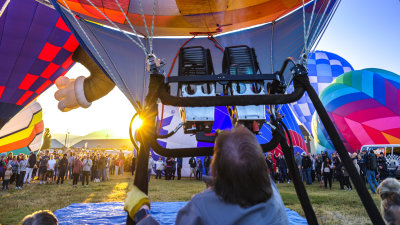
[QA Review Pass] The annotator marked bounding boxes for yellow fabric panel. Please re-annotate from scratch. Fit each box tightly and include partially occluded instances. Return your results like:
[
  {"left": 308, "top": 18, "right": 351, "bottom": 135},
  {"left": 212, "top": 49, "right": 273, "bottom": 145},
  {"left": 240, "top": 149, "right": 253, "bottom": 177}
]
[{"left": 0, "top": 111, "right": 42, "bottom": 146}]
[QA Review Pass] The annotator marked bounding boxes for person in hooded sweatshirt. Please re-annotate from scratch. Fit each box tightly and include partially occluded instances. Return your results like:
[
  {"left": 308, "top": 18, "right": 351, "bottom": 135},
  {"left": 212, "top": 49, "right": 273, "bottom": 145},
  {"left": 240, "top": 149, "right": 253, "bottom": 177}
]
[{"left": 124, "top": 126, "right": 289, "bottom": 225}]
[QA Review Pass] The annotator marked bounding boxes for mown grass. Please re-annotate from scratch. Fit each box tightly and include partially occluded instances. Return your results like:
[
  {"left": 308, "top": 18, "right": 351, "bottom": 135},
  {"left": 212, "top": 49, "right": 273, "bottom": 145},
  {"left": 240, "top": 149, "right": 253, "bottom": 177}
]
[{"left": 0, "top": 174, "right": 381, "bottom": 225}]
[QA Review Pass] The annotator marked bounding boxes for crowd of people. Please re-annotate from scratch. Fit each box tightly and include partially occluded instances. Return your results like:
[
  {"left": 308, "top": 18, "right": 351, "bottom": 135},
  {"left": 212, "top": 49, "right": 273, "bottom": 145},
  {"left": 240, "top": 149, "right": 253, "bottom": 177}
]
[
  {"left": 0, "top": 149, "right": 133, "bottom": 190},
  {"left": 147, "top": 155, "right": 211, "bottom": 182},
  {"left": 266, "top": 149, "right": 397, "bottom": 194}
]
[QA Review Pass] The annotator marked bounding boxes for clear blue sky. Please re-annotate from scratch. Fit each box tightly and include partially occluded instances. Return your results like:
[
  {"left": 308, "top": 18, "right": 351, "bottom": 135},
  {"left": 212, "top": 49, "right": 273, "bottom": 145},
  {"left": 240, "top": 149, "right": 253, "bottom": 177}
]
[{"left": 37, "top": 0, "right": 400, "bottom": 137}]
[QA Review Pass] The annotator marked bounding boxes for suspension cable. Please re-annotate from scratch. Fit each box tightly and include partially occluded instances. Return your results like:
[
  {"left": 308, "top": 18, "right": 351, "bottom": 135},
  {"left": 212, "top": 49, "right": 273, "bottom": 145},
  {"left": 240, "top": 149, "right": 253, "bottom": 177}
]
[
  {"left": 113, "top": 0, "right": 146, "bottom": 51},
  {"left": 84, "top": 0, "right": 148, "bottom": 55}
]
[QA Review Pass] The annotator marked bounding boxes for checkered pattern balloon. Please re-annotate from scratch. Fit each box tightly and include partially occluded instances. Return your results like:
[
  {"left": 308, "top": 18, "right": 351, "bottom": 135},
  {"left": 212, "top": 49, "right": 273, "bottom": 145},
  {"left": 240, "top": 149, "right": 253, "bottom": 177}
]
[
  {"left": 288, "top": 51, "right": 353, "bottom": 134},
  {"left": 312, "top": 68, "right": 400, "bottom": 153},
  {"left": 0, "top": 0, "right": 79, "bottom": 129}
]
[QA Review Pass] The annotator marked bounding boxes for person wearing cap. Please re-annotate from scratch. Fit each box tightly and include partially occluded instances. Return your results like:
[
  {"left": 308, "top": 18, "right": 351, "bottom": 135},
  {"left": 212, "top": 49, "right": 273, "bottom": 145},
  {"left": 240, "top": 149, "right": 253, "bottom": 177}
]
[{"left": 124, "top": 126, "right": 290, "bottom": 225}]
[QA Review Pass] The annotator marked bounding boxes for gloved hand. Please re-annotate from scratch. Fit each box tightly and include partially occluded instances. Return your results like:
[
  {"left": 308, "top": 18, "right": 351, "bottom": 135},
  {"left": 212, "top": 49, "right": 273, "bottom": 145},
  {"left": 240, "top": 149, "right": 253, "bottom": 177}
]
[
  {"left": 54, "top": 76, "right": 91, "bottom": 112},
  {"left": 124, "top": 185, "right": 150, "bottom": 220}
]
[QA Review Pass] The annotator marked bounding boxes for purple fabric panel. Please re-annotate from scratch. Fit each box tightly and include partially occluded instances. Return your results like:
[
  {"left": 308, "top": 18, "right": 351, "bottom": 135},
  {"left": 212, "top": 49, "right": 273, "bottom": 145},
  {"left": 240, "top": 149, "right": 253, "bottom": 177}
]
[
  {"left": 5, "top": 87, "right": 24, "bottom": 103},
  {"left": 47, "top": 27, "right": 70, "bottom": 47},
  {"left": 385, "top": 80, "right": 399, "bottom": 115},
  {"left": 333, "top": 99, "right": 381, "bottom": 117},
  {"left": 30, "top": 76, "right": 46, "bottom": 91},
  {"left": 52, "top": 48, "right": 71, "bottom": 65},
  {"left": 0, "top": 0, "right": 36, "bottom": 87},
  {"left": 7, "top": 3, "right": 59, "bottom": 104},
  {"left": 50, "top": 67, "right": 65, "bottom": 81},
  {"left": 25, "top": 92, "right": 38, "bottom": 105},
  {"left": 29, "top": 59, "right": 50, "bottom": 75}
]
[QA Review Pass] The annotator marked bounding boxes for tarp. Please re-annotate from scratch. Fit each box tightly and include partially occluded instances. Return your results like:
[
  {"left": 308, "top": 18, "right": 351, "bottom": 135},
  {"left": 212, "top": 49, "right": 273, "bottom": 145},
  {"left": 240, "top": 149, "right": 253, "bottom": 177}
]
[{"left": 54, "top": 201, "right": 307, "bottom": 225}]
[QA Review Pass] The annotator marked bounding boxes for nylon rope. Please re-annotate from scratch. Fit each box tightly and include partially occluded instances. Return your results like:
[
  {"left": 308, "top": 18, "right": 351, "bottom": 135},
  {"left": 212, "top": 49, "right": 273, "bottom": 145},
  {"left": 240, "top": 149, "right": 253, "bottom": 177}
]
[
  {"left": 302, "top": 0, "right": 307, "bottom": 55},
  {"left": 137, "top": 0, "right": 150, "bottom": 46},
  {"left": 60, "top": 0, "right": 141, "bottom": 111},
  {"left": 113, "top": 0, "right": 146, "bottom": 51},
  {"left": 270, "top": 21, "right": 275, "bottom": 73},
  {"left": 149, "top": 0, "right": 157, "bottom": 54},
  {"left": 0, "top": 0, "right": 10, "bottom": 18},
  {"left": 308, "top": 0, "right": 340, "bottom": 61},
  {"left": 84, "top": 0, "right": 148, "bottom": 55},
  {"left": 306, "top": 0, "right": 332, "bottom": 56},
  {"left": 305, "top": 0, "right": 318, "bottom": 45}
]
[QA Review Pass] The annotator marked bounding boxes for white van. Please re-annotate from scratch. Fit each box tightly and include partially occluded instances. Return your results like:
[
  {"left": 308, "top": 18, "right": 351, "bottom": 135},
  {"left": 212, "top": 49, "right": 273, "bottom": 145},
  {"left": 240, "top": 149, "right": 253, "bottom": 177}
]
[{"left": 361, "top": 144, "right": 400, "bottom": 177}]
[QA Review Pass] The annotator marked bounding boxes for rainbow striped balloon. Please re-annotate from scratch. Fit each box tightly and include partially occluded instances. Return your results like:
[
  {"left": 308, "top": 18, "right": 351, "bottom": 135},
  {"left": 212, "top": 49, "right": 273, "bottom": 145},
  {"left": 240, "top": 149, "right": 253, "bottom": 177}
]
[{"left": 313, "top": 68, "right": 400, "bottom": 153}]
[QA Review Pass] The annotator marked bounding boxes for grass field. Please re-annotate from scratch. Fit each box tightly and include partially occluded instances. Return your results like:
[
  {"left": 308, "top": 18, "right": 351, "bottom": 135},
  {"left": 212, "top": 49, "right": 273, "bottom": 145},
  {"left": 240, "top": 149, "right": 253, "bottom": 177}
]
[{"left": 0, "top": 174, "right": 381, "bottom": 225}]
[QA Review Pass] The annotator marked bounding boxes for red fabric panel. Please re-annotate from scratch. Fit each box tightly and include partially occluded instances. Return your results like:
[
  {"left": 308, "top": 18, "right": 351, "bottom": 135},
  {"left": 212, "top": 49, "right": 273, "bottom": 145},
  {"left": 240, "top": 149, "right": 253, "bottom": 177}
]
[
  {"left": 18, "top": 74, "right": 39, "bottom": 90},
  {"left": 38, "top": 43, "right": 61, "bottom": 61}
]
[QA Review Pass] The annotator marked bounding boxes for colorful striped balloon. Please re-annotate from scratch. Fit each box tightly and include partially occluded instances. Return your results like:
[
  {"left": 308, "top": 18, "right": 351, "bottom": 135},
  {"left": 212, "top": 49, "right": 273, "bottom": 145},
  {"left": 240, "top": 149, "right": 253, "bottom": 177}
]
[
  {"left": 289, "top": 50, "right": 353, "bottom": 134},
  {"left": 313, "top": 68, "right": 400, "bottom": 153}
]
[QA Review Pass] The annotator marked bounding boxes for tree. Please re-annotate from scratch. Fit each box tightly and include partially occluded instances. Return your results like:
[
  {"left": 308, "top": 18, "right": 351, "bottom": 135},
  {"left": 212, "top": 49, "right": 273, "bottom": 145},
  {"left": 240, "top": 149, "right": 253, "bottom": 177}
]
[{"left": 40, "top": 128, "right": 51, "bottom": 150}]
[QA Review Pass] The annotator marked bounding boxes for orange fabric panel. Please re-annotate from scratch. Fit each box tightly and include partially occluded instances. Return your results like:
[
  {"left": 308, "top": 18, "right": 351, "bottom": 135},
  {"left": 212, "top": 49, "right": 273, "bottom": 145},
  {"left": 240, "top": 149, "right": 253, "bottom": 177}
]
[
  {"left": 0, "top": 121, "right": 44, "bottom": 153},
  {"left": 57, "top": 0, "right": 310, "bottom": 36}
]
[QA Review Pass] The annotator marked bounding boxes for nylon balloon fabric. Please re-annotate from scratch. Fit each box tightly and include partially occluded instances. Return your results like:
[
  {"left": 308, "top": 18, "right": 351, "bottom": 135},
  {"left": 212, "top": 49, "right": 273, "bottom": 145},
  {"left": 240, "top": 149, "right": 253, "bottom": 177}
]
[
  {"left": 288, "top": 50, "right": 353, "bottom": 134},
  {"left": 312, "top": 68, "right": 400, "bottom": 153},
  {"left": 0, "top": 0, "right": 79, "bottom": 129},
  {"left": 0, "top": 101, "right": 44, "bottom": 155}
]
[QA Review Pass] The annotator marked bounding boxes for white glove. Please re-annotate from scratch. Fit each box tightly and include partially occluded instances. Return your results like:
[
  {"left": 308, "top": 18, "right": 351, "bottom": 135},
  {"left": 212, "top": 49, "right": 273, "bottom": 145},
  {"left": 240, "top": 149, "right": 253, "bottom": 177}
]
[{"left": 54, "top": 76, "right": 91, "bottom": 112}]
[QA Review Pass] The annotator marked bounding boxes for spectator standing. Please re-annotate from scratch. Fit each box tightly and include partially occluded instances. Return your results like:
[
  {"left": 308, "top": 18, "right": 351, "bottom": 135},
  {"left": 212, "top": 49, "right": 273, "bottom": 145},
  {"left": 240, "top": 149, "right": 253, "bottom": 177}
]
[
  {"left": 358, "top": 150, "right": 368, "bottom": 183},
  {"left": 311, "top": 155, "right": 316, "bottom": 182},
  {"left": 91, "top": 155, "right": 98, "bottom": 181},
  {"left": 25, "top": 152, "right": 36, "bottom": 184},
  {"left": 366, "top": 150, "right": 379, "bottom": 194},
  {"left": 176, "top": 157, "right": 183, "bottom": 180},
  {"left": 321, "top": 158, "right": 333, "bottom": 189},
  {"left": 115, "top": 158, "right": 120, "bottom": 176},
  {"left": 196, "top": 158, "right": 203, "bottom": 180},
  {"left": 301, "top": 154, "right": 312, "bottom": 185},
  {"left": 332, "top": 155, "right": 344, "bottom": 190},
  {"left": 148, "top": 155, "right": 154, "bottom": 182},
  {"left": 57, "top": 154, "right": 68, "bottom": 185},
  {"left": 9, "top": 156, "right": 19, "bottom": 186},
  {"left": 98, "top": 155, "right": 106, "bottom": 182},
  {"left": 2, "top": 164, "right": 12, "bottom": 191},
  {"left": 39, "top": 151, "right": 50, "bottom": 184},
  {"left": 265, "top": 153, "right": 274, "bottom": 179},
  {"left": 17, "top": 155, "right": 28, "bottom": 189},
  {"left": 204, "top": 156, "right": 211, "bottom": 176},
  {"left": 155, "top": 157, "right": 164, "bottom": 179},
  {"left": 342, "top": 164, "right": 352, "bottom": 190},
  {"left": 165, "top": 157, "right": 174, "bottom": 180},
  {"left": 82, "top": 155, "right": 92, "bottom": 187},
  {"left": 171, "top": 158, "right": 176, "bottom": 180},
  {"left": 72, "top": 157, "right": 83, "bottom": 188},
  {"left": 189, "top": 157, "right": 196, "bottom": 179},
  {"left": 274, "top": 154, "right": 289, "bottom": 183},
  {"left": 67, "top": 153, "right": 74, "bottom": 180},
  {"left": 47, "top": 155, "right": 56, "bottom": 184},
  {"left": 377, "top": 153, "right": 389, "bottom": 183},
  {"left": 105, "top": 155, "right": 110, "bottom": 181},
  {"left": 315, "top": 155, "right": 323, "bottom": 187},
  {"left": 119, "top": 156, "right": 125, "bottom": 176}
]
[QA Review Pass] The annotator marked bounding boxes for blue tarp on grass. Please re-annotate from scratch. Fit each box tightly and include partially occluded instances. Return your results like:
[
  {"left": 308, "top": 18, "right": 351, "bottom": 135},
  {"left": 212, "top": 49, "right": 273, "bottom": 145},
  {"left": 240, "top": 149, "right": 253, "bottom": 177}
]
[{"left": 54, "top": 201, "right": 307, "bottom": 225}]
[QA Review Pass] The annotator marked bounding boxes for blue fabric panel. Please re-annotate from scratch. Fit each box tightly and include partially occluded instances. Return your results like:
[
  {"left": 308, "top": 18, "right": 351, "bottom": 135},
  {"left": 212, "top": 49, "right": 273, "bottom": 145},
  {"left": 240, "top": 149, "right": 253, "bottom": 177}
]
[{"left": 53, "top": 201, "right": 307, "bottom": 225}]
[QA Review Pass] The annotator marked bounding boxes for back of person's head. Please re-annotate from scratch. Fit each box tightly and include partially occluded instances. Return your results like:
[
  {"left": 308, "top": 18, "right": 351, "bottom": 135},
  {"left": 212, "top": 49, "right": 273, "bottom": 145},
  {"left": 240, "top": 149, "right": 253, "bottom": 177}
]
[
  {"left": 20, "top": 210, "right": 58, "bottom": 225},
  {"left": 211, "top": 126, "right": 272, "bottom": 207},
  {"left": 378, "top": 178, "right": 400, "bottom": 225}
]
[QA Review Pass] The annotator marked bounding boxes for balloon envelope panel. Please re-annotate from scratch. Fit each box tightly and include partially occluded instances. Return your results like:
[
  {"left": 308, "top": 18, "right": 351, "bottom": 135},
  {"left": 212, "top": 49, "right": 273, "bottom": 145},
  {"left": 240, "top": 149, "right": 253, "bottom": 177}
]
[
  {"left": 55, "top": 0, "right": 329, "bottom": 36},
  {"left": 0, "top": 0, "right": 79, "bottom": 129},
  {"left": 313, "top": 68, "right": 400, "bottom": 153},
  {"left": 289, "top": 50, "right": 353, "bottom": 134},
  {"left": 0, "top": 101, "right": 44, "bottom": 155}
]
